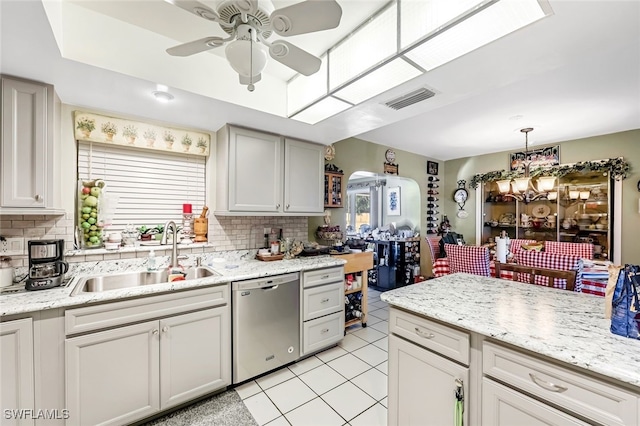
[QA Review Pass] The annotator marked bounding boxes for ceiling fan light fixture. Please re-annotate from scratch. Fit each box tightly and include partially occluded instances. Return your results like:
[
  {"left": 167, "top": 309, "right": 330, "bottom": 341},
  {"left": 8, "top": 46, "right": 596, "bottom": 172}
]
[{"left": 225, "top": 39, "right": 268, "bottom": 77}]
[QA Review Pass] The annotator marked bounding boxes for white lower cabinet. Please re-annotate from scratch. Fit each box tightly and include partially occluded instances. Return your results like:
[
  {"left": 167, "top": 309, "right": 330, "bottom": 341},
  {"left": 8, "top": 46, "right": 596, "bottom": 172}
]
[
  {"left": 482, "top": 378, "right": 589, "bottom": 425},
  {"left": 65, "top": 306, "right": 229, "bottom": 426},
  {"left": 388, "top": 333, "right": 469, "bottom": 426},
  {"left": 0, "top": 318, "right": 35, "bottom": 426}
]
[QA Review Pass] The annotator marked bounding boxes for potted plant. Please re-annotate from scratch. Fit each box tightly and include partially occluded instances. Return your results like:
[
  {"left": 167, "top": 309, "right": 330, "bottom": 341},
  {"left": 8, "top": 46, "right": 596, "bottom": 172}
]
[
  {"left": 101, "top": 121, "right": 118, "bottom": 141},
  {"left": 123, "top": 125, "right": 138, "bottom": 145},
  {"left": 181, "top": 134, "right": 192, "bottom": 152},
  {"left": 153, "top": 224, "right": 165, "bottom": 240},
  {"left": 137, "top": 225, "right": 158, "bottom": 241},
  {"left": 76, "top": 117, "right": 96, "bottom": 138},
  {"left": 196, "top": 137, "right": 208, "bottom": 154},
  {"left": 163, "top": 130, "right": 175, "bottom": 149},
  {"left": 143, "top": 128, "right": 157, "bottom": 147}
]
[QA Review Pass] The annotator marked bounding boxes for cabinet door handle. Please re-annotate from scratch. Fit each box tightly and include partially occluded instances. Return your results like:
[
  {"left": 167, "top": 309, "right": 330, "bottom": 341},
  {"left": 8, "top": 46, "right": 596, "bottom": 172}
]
[
  {"left": 162, "top": 326, "right": 169, "bottom": 333},
  {"left": 529, "top": 373, "right": 568, "bottom": 393},
  {"left": 414, "top": 327, "right": 435, "bottom": 339},
  {"left": 321, "top": 298, "right": 329, "bottom": 303},
  {"left": 286, "top": 204, "right": 290, "bottom": 209},
  {"left": 276, "top": 203, "right": 281, "bottom": 209},
  {"left": 152, "top": 329, "right": 159, "bottom": 335},
  {"left": 35, "top": 194, "right": 41, "bottom": 201}
]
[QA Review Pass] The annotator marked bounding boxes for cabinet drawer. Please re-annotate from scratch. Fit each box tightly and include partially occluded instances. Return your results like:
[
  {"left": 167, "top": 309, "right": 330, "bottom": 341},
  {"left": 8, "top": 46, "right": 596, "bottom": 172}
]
[
  {"left": 482, "top": 378, "right": 589, "bottom": 425},
  {"left": 389, "top": 308, "right": 470, "bottom": 365},
  {"left": 303, "top": 267, "right": 344, "bottom": 288},
  {"left": 65, "top": 285, "right": 229, "bottom": 336},
  {"left": 302, "top": 311, "right": 344, "bottom": 356},
  {"left": 303, "top": 282, "right": 343, "bottom": 321},
  {"left": 483, "top": 341, "right": 639, "bottom": 426}
]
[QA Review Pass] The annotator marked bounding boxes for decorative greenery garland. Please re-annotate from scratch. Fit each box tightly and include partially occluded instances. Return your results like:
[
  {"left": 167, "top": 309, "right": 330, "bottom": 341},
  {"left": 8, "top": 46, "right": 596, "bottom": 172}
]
[{"left": 469, "top": 158, "right": 630, "bottom": 189}]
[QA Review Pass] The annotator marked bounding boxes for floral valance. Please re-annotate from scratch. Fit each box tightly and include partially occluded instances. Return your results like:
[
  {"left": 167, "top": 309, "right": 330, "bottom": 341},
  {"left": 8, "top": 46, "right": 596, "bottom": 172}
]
[
  {"left": 74, "top": 111, "right": 210, "bottom": 157},
  {"left": 469, "top": 158, "right": 631, "bottom": 189}
]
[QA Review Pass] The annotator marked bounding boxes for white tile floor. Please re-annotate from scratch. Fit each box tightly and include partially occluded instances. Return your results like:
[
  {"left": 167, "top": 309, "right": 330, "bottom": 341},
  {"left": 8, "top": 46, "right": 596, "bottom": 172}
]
[{"left": 234, "top": 288, "right": 389, "bottom": 426}]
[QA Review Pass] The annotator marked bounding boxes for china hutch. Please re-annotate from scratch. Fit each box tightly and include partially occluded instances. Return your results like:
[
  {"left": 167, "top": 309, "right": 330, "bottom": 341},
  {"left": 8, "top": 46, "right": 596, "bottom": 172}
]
[{"left": 478, "top": 171, "right": 619, "bottom": 260}]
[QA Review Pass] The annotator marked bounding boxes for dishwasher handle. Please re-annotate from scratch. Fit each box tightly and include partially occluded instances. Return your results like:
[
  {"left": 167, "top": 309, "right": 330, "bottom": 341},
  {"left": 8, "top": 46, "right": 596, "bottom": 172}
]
[{"left": 232, "top": 272, "right": 299, "bottom": 291}]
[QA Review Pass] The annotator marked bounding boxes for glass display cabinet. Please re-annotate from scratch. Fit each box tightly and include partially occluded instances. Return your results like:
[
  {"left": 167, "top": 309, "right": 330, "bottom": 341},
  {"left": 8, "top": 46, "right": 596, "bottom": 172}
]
[{"left": 480, "top": 171, "right": 614, "bottom": 259}]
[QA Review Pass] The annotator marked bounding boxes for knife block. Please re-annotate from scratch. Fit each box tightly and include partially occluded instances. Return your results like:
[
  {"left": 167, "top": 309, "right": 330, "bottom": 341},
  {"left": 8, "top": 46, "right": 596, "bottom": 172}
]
[{"left": 194, "top": 218, "right": 208, "bottom": 242}]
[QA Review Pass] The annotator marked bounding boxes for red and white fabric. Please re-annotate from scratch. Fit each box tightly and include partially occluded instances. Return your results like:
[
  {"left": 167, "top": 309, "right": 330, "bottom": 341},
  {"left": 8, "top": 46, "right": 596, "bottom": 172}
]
[
  {"left": 433, "top": 257, "right": 450, "bottom": 277},
  {"left": 444, "top": 244, "right": 491, "bottom": 276},
  {"left": 514, "top": 250, "right": 584, "bottom": 291},
  {"left": 509, "top": 239, "right": 537, "bottom": 253},
  {"left": 426, "top": 237, "right": 442, "bottom": 264},
  {"left": 544, "top": 241, "right": 594, "bottom": 259}
]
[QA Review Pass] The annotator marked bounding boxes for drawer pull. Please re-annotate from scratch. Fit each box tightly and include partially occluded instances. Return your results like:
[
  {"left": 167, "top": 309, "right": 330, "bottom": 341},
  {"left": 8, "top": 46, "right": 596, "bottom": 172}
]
[
  {"left": 321, "top": 298, "right": 330, "bottom": 303},
  {"left": 414, "top": 327, "right": 435, "bottom": 339},
  {"left": 321, "top": 275, "right": 329, "bottom": 280},
  {"left": 321, "top": 328, "right": 329, "bottom": 333},
  {"left": 529, "top": 373, "right": 568, "bottom": 393}
]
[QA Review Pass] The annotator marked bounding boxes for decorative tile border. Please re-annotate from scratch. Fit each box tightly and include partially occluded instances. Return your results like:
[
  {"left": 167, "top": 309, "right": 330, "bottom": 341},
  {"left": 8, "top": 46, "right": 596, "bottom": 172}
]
[{"left": 74, "top": 111, "right": 210, "bottom": 156}]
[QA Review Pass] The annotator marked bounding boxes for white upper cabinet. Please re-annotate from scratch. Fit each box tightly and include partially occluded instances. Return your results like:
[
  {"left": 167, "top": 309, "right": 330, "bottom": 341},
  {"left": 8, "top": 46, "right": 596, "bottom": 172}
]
[
  {"left": 284, "top": 138, "right": 323, "bottom": 214},
  {"left": 216, "top": 125, "right": 323, "bottom": 216},
  {"left": 1, "top": 76, "right": 54, "bottom": 210}
]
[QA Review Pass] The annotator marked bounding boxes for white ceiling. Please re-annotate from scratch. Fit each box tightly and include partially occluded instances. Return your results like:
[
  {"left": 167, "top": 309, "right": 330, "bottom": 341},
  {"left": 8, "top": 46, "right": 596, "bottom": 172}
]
[{"left": 1, "top": 0, "right": 638, "bottom": 161}]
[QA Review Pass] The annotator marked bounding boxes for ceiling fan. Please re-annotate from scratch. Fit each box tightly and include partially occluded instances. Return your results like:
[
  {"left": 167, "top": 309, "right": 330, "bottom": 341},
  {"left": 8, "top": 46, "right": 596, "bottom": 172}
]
[{"left": 166, "top": 0, "right": 343, "bottom": 91}]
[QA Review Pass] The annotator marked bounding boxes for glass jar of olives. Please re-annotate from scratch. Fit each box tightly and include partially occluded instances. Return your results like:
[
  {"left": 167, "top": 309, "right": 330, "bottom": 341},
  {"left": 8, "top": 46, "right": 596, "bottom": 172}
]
[{"left": 78, "top": 179, "right": 106, "bottom": 249}]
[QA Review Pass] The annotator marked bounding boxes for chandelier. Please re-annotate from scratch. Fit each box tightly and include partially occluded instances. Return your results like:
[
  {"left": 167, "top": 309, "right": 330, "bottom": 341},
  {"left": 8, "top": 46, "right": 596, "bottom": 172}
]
[{"left": 496, "top": 128, "right": 556, "bottom": 204}]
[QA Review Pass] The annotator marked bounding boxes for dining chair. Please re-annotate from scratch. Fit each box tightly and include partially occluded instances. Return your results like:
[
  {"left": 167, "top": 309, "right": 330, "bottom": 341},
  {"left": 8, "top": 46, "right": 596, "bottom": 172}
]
[
  {"left": 544, "top": 241, "right": 594, "bottom": 259},
  {"left": 514, "top": 250, "right": 584, "bottom": 291},
  {"left": 426, "top": 237, "right": 442, "bottom": 263},
  {"left": 444, "top": 243, "right": 491, "bottom": 276},
  {"left": 509, "top": 239, "right": 537, "bottom": 253},
  {"left": 494, "top": 261, "right": 577, "bottom": 291}
]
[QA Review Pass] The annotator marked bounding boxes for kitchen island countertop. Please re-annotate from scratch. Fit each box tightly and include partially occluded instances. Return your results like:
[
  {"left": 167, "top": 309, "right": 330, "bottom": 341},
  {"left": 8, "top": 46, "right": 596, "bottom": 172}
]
[
  {"left": 1, "top": 255, "right": 345, "bottom": 317},
  {"left": 380, "top": 272, "right": 640, "bottom": 389}
]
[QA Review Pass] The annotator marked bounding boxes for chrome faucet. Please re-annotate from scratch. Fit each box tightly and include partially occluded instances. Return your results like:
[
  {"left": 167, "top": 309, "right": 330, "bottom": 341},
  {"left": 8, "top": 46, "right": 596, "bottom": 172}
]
[{"left": 161, "top": 221, "right": 179, "bottom": 270}]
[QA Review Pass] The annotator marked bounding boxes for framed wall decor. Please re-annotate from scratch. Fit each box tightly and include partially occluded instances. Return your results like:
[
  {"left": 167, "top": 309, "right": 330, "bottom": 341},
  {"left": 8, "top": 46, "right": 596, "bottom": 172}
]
[
  {"left": 509, "top": 145, "right": 559, "bottom": 172},
  {"left": 386, "top": 186, "right": 401, "bottom": 216},
  {"left": 427, "top": 160, "right": 439, "bottom": 175}
]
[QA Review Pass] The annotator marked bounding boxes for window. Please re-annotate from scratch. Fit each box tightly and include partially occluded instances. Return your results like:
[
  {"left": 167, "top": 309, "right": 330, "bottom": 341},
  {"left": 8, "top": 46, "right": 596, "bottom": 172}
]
[
  {"left": 346, "top": 188, "right": 376, "bottom": 237},
  {"left": 77, "top": 141, "right": 206, "bottom": 233}
]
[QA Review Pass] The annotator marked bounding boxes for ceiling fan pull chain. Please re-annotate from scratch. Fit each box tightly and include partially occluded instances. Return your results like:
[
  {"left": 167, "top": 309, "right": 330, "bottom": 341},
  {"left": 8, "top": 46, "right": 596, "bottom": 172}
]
[{"left": 248, "top": 28, "right": 255, "bottom": 92}]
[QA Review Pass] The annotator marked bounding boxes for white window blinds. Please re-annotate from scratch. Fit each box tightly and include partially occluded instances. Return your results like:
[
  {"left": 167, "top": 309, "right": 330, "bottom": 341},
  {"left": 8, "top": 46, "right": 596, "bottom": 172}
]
[{"left": 78, "top": 141, "right": 206, "bottom": 232}]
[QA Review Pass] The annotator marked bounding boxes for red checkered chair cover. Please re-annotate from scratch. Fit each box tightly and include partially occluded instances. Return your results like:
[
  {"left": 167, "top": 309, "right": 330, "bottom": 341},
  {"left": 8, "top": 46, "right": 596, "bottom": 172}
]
[
  {"left": 426, "top": 237, "right": 441, "bottom": 263},
  {"left": 509, "top": 239, "right": 537, "bottom": 253},
  {"left": 544, "top": 241, "right": 593, "bottom": 259},
  {"left": 444, "top": 244, "right": 491, "bottom": 276},
  {"left": 514, "top": 250, "right": 584, "bottom": 291}
]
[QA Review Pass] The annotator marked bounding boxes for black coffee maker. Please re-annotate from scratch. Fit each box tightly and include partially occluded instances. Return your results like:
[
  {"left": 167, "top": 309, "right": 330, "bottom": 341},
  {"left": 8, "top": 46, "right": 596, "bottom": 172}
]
[{"left": 26, "top": 239, "right": 69, "bottom": 291}]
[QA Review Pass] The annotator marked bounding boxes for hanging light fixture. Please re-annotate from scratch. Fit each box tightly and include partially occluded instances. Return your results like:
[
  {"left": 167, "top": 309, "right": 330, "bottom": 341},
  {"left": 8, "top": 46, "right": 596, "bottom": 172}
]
[{"left": 496, "top": 128, "right": 556, "bottom": 204}]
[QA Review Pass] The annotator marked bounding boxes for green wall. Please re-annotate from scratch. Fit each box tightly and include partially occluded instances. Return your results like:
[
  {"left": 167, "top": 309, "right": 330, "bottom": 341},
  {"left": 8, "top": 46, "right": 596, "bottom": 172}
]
[
  {"left": 443, "top": 129, "right": 640, "bottom": 264},
  {"left": 310, "top": 138, "right": 441, "bottom": 276}
]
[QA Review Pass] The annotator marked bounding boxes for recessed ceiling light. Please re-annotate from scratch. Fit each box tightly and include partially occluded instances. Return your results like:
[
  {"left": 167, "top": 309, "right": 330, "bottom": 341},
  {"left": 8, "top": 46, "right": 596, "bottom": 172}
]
[{"left": 152, "top": 90, "right": 174, "bottom": 102}]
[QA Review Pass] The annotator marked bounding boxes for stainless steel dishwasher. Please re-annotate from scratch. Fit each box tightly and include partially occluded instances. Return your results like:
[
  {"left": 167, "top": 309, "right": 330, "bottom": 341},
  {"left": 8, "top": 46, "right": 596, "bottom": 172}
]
[{"left": 232, "top": 272, "right": 300, "bottom": 384}]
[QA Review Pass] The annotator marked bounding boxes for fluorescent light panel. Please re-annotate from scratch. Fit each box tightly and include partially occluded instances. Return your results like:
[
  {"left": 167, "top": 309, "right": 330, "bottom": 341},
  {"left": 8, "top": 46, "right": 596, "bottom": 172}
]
[
  {"left": 329, "top": 3, "right": 397, "bottom": 91},
  {"left": 404, "top": 0, "right": 547, "bottom": 71},
  {"left": 289, "top": 97, "right": 352, "bottom": 125},
  {"left": 333, "top": 58, "right": 422, "bottom": 105},
  {"left": 287, "top": 55, "right": 327, "bottom": 116}
]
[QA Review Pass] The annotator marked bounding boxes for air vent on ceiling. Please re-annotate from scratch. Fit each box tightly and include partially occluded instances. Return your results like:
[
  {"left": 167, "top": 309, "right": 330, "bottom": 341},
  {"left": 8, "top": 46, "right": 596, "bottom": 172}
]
[{"left": 384, "top": 88, "right": 436, "bottom": 110}]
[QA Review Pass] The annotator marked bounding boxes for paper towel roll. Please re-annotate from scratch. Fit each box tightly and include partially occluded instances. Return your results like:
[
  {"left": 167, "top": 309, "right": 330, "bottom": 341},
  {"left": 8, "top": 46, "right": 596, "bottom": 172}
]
[{"left": 496, "top": 237, "right": 507, "bottom": 263}]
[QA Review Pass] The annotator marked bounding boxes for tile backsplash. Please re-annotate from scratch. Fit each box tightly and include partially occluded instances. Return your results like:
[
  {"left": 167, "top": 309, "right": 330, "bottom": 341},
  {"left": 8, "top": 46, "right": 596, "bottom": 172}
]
[{"left": 1, "top": 214, "right": 309, "bottom": 267}]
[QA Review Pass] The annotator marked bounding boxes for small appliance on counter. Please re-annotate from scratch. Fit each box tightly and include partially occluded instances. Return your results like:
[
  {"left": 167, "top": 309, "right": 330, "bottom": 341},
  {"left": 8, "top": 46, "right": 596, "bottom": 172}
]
[{"left": 26, "top": 239, "right": 69, "bottom": 291}]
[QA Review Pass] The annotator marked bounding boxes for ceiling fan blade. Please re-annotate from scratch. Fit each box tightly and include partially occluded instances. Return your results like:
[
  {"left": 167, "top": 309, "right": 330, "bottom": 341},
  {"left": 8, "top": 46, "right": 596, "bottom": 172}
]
[
  {"left": 166, "top": 37, "right": 225, "bottom": 57},
  {"left": 270, "top": 0, "right": 342, "bottom": 36},
  {"left": 268, "top": 41, "right": 321, "bottom": 76},
  {"left": 164, "top": 0, "right": 221, "bottom": 22}
]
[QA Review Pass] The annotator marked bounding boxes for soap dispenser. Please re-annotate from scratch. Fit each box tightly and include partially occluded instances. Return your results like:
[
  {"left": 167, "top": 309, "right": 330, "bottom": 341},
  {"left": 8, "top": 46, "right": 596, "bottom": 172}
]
[{"left": 147, "top": 249, "right": 156, "bottom": 271}]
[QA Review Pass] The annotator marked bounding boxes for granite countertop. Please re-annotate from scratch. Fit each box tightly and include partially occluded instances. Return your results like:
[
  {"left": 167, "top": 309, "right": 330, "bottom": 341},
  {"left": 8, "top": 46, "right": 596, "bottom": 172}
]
[
  {"left": 0, "top": 253, "right": 345, "bottom": 317},
  {"left": 380, "top": 273, "right": 640, "bottom": 389}
]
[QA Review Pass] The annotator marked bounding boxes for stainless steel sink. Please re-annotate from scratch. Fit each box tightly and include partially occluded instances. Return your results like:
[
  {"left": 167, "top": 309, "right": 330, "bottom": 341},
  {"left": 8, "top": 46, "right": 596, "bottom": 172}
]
[{"left": 71, "top": 266, "right": 219, "bottom": 296}]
